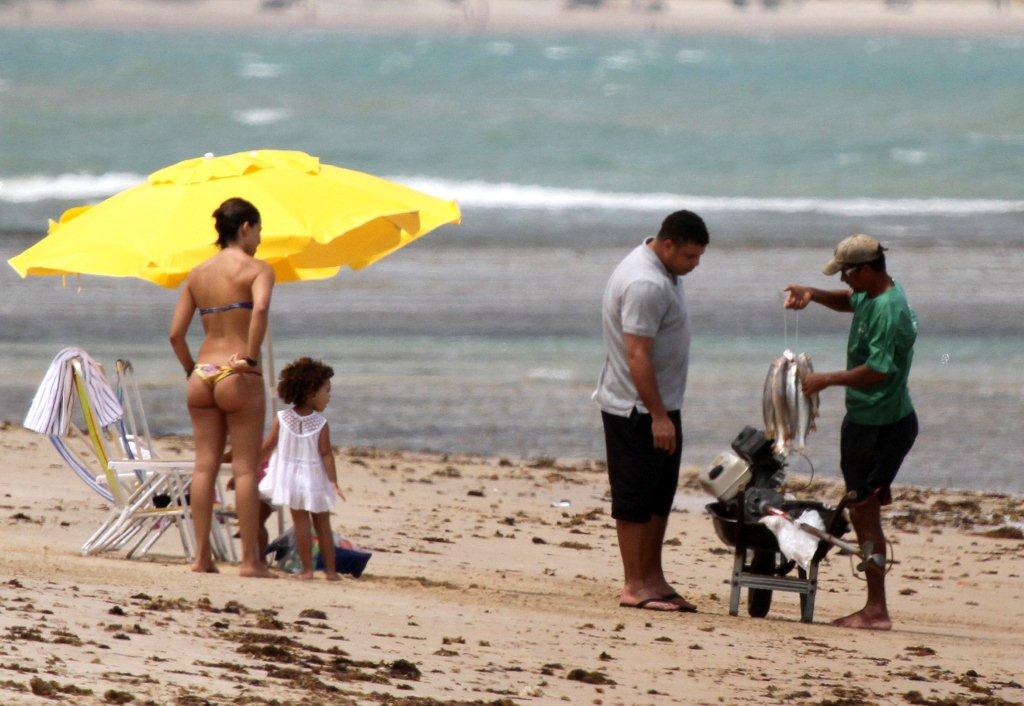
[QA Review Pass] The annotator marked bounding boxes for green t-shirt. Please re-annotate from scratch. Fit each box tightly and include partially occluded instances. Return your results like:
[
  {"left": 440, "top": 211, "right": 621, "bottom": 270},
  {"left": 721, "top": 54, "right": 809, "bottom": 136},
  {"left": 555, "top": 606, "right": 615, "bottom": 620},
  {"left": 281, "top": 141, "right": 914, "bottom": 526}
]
[{"left": 845, "top": 281, "right": 917, "bottom": 425}]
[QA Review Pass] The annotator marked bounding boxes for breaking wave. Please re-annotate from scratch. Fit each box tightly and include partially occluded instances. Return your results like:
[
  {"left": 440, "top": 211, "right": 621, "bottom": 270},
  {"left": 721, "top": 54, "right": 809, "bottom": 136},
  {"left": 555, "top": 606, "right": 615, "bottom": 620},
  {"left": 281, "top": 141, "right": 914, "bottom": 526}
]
[
  {"left": 391, "top": 177, "right": 1024, "bottom": 217},
  {"left": 233, "top": 108, "right": 293, "bottom": 126},
  {"left": 4, "top": 172, "right": 1024, "bottom": 218},
  {"left": 0, "top": 173, "right": 144, "bottom": 203}
]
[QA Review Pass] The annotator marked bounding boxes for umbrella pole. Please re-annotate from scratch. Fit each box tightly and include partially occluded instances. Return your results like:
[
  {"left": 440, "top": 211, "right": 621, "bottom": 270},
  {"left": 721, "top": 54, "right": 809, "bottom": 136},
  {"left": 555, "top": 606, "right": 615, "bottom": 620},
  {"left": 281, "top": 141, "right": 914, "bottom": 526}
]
[
  {"left": 262, "top": 320, "right": 286, "bottom": 538},
  {"left": 263, "top": 322, "right": 278, "bottom": 416}
]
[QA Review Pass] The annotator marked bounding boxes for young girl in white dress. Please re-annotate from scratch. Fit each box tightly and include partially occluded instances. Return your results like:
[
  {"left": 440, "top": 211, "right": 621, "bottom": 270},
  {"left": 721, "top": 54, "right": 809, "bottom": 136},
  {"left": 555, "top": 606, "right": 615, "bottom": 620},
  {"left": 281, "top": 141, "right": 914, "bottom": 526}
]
[{"left": 258, "top": 357, "right": 346, "bottom": 580}]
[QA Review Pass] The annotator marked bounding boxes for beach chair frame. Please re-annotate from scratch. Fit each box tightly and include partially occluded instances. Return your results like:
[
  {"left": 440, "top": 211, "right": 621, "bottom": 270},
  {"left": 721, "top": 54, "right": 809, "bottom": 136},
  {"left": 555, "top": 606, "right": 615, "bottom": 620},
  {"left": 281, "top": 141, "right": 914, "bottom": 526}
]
[
  {"left": 52, "top": 355, "right": 236, "bottom": 562},
  {"left": 65, "top": 357, "right": 197, "bottom": 558},
  {"left": 111, "top": 359, "right": 238, "bottom": 562}
]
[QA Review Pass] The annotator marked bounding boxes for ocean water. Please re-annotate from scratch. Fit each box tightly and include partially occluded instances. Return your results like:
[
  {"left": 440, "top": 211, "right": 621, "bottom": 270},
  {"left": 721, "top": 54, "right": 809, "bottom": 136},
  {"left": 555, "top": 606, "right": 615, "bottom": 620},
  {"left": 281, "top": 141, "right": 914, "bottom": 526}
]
[{"left": 1, "top": 30, "right": 1022, "bottom": 492}]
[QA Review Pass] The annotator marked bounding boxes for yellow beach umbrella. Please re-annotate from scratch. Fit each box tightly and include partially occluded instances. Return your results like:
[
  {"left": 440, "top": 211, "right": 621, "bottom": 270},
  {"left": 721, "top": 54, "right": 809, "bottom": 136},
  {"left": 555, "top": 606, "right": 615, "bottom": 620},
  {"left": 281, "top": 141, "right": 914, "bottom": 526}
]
[{"left": 8, "top": 149, "right": 461, "bottom": 287}]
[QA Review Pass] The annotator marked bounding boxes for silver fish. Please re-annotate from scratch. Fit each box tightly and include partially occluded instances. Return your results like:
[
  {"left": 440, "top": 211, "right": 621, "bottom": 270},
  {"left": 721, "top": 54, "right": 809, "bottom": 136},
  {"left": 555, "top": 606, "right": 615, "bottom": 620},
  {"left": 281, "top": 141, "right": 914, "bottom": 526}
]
[
  {"left": 794, "top": 357, "right": 810, "bottom": 451},
  {"left": 785, "top": 354, "right": 799, "bottom": 449},
  {"left": 770, "top": 350, "right": 794, "bottom": 454},
  {"left": 762, "top": 349, "right": 819, "bottom": 455},
  {"left": 762, "top": 356, "right": 784, "bottom": 441},
  {"left": 796, "top": 353, "right": 819, "bottom": 435}
]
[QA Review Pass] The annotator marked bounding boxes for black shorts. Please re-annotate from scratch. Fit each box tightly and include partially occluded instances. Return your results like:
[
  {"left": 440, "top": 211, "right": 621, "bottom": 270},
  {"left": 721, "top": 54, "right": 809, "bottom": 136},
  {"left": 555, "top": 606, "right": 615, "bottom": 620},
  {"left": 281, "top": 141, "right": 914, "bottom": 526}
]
[
  {"left": 601, "top": 409, "right": 682, "bottom": 523},
  {"left": 840, "top": 411, "right": 918, "bottom": 506}
]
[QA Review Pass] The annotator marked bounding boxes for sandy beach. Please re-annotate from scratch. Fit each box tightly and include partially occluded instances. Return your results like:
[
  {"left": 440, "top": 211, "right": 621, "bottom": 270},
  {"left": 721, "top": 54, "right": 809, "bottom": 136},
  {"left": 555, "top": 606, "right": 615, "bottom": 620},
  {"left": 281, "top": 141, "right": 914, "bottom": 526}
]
[
  {"left": 0, "top": 425, "right": 1021, "bottom": 705},
  {"left": 2, "top": 0, "right": 1024, "bottom": 36},
  {"left": 2, "top": 0, "right": 1023, "bottom": 702}
]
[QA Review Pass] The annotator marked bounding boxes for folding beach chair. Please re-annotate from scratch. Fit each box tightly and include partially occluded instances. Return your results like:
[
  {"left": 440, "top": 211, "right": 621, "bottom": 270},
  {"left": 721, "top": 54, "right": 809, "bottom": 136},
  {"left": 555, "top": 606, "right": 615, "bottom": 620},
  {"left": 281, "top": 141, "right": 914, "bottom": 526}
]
[
  {"left": 103, "top": 358, "right": 238, "bottom": 562},
  {"left": 29, "top": 350, "right": 236, "bottom": 561}
]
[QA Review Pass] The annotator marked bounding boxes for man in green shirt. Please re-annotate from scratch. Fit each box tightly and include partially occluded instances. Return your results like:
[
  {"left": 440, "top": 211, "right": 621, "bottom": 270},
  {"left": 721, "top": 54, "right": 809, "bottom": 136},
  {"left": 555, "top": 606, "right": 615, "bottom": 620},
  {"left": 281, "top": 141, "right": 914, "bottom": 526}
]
[{"left": 784, "top": 234, "right": 918, "bottom": 631}]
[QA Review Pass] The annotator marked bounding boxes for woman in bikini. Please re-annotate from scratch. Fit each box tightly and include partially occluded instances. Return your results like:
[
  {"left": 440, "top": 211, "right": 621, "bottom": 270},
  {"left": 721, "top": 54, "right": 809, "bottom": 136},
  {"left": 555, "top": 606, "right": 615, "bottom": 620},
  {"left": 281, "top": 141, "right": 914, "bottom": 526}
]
[{"left": 169, "top": 197, "right": 275, "bottom": 578}]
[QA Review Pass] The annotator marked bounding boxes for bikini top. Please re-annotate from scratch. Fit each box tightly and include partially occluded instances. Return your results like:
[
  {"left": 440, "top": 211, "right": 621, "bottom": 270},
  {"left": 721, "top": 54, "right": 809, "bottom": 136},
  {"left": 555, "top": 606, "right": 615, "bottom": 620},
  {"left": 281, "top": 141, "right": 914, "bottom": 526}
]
[{"left": 198, "top": 301, "right": 254, "bottom": 316}]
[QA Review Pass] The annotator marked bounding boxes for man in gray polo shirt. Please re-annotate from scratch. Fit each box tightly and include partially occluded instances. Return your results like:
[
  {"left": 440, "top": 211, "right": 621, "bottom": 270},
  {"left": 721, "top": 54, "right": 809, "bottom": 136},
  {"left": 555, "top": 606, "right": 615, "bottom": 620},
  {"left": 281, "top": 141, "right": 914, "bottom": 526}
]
[{"left": 594, "top": 210, "right": 708, "bottom": 612}]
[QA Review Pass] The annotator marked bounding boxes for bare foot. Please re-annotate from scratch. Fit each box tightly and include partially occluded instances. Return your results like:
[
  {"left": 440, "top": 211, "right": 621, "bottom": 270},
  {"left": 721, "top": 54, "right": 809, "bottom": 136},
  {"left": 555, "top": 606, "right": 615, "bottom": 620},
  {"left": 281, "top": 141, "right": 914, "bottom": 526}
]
[
  {"left": 293, "top": 571, "right": 314, "bottom": 581},
  {"left": 239, "top": 564, "right": 277, "bottom": 579},
  {"left": 831, "top": 609, "right": 891, "bottom": 630},
  {"left": 190, "top": 562, "right": 219, "bottom": 574},
  {"left": 324, "top": 572, "right": 341, "bottom": 582}
]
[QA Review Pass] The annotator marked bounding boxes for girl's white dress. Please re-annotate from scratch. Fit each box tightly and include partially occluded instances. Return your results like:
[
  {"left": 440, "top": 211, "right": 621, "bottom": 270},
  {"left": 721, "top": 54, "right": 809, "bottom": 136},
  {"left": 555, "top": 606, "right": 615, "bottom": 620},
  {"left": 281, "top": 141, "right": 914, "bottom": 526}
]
[{"left": 258, "top": 408, "right": 335, "bottom": 513}]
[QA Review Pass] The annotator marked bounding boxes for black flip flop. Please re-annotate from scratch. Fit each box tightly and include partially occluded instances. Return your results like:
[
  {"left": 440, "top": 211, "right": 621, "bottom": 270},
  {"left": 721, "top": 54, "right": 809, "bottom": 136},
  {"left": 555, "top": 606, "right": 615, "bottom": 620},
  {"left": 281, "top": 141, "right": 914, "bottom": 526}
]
[
  {"left": 619, "top": 597, "right": 682, "bottom": 611},
  {"left": 660, "top": 592, "right": 698, "bottom": 613}
]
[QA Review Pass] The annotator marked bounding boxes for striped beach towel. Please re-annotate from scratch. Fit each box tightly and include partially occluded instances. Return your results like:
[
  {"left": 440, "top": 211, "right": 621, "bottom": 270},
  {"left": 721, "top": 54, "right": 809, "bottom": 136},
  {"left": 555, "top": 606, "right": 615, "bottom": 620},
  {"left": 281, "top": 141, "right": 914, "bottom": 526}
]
[{"left": 24, "top": 348, "right": 123, "bottom": 436}]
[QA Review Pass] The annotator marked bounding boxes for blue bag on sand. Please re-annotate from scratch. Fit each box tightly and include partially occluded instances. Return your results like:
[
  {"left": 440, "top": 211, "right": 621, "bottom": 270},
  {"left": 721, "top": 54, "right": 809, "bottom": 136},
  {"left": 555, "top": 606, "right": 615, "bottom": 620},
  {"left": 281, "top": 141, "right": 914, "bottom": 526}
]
[
  {"left": 264, "top": 528, "right": 371, "bottom": 577},
  {"left": 315, "top": 547, "right": 372, "bottom": 578}
]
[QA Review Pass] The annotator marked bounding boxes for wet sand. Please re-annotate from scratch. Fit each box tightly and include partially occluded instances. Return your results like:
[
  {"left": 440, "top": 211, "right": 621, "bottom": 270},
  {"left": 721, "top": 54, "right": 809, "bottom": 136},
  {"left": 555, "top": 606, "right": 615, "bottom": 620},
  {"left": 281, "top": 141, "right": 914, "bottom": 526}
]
[
  {"left": 2, "top": 0, "right": 1024, "bottom": 36},
  {"left": 0, "top": 425, "right": 1022, "bottom": 704}
]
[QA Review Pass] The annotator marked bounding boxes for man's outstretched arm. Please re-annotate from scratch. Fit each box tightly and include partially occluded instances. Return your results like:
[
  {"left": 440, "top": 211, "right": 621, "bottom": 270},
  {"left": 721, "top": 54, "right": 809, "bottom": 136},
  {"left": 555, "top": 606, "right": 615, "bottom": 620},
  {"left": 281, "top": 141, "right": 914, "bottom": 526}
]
[
  {"left": 803, "top": 364, "right": 887, "bottom": 395},
  {"left": 783, "top": 285, "right": 853, "bottom": 313}
]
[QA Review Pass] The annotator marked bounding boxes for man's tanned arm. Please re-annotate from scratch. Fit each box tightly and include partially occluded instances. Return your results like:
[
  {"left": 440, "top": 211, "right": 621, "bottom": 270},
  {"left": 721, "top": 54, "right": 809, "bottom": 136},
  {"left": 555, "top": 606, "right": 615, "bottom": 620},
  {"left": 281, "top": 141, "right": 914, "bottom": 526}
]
[
  {"left": 803, "top": 364, "right": 887, "bottom": 395},
  {"left": 624, "top": 333, "right": 676, "bottom": 455},
  {"left": 783, "top": 285, "right": 853, "bottom": 313}
]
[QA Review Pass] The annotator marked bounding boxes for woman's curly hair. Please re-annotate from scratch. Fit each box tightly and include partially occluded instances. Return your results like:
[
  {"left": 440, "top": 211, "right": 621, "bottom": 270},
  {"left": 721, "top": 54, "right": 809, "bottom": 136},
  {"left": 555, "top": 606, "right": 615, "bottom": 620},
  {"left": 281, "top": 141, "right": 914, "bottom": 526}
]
[{"left": 277, "top": 357, "right": 334, "bottom": 406}]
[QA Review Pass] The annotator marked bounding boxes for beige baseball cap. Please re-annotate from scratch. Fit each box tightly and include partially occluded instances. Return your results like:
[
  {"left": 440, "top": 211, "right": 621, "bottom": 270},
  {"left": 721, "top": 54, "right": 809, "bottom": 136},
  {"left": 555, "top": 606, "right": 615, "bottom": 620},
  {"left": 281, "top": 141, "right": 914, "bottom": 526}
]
[{"left": 822, "top": 234, "right": 886, "bottom": 275}]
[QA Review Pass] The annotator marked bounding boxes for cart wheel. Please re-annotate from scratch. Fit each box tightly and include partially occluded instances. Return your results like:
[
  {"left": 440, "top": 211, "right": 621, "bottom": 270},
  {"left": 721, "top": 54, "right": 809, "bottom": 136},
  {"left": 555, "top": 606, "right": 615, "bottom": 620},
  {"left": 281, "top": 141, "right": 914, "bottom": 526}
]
[{"left": 747, "top": 550, "right": 775, "bottom": 618}]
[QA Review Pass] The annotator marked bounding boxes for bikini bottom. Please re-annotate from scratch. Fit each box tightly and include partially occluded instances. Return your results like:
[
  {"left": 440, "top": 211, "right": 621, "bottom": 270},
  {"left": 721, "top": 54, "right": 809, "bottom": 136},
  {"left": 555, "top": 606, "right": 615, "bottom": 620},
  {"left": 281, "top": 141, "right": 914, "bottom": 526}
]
[{"left": 192, "top": 363, "right": 262, "bottom": 388}]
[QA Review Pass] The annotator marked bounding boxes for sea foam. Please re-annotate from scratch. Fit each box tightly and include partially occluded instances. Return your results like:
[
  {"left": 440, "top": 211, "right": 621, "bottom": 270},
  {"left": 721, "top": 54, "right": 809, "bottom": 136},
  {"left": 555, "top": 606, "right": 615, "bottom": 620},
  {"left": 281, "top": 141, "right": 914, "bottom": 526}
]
[
  {"left": 232, "top": 108, "right": 293, "bottom": 126},
  {"left": 5, "top": 172, "right": 1024, "bottom": 218},
  {"left": 239, "top": 60, "right": 284, "bottom": 79},
  {"left": 389, "top": 176, "right": 1024, "bottom": 217},
  {"left": 0, "top": 173, "right": 144, "bottom": 203}
]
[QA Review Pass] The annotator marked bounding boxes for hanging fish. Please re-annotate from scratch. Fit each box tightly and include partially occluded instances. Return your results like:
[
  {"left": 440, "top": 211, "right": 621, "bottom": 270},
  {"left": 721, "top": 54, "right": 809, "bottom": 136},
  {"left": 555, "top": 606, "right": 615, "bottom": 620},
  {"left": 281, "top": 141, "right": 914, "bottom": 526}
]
[
  {"left": 762, "top": 349, "right": 819, "bottom": 455},
  {"left": 795, "top": 352, "right": 820, "bottom": 447},
  {"left": 762, "top": 354, "right": 785, "bottom": 442}
]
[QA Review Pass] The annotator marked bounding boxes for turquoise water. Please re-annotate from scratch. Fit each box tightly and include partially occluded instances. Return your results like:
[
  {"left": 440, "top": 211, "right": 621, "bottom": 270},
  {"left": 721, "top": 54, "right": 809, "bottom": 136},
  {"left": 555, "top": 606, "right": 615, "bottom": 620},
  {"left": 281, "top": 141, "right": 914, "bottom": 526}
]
[
  {"left": 2, "top": 325, "right": 1021, "bottom": 493},
  {"left": 3, "top": 32, "right": 1024, "bottom": 211},
  {"left": 1, "top": 30, "right": 1022, "bottom": 491}
]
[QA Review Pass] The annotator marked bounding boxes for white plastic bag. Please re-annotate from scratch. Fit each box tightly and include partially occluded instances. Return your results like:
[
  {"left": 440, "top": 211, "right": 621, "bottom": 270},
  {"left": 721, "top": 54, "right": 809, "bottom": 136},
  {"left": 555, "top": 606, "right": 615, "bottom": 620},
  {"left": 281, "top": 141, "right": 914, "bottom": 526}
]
[{"left": 759, "top": 509, "right": 825, "bottom": 572}]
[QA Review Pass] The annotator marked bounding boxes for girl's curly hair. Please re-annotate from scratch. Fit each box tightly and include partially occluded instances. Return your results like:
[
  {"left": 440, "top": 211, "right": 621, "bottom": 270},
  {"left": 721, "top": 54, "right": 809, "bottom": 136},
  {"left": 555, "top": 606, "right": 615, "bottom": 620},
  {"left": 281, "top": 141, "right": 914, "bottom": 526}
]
[{"left": 277, "top": 357, "right": 334, "bottom": 406}]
